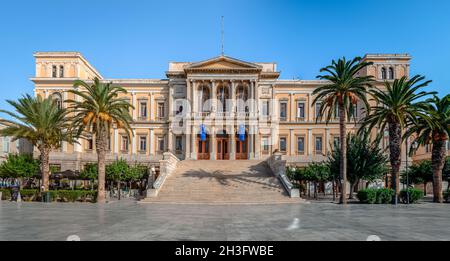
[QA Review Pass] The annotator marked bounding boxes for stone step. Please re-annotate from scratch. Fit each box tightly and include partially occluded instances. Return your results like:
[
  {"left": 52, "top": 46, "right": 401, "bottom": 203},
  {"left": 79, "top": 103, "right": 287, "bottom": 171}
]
[{"left": 144, "top": 160, "right": 299, "bottom": 204}]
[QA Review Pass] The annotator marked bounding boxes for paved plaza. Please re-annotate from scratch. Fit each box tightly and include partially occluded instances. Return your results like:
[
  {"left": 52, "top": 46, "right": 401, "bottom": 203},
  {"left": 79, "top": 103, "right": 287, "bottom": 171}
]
[{"left": 1, "top": 200, "right": 449, "bottom": 241}]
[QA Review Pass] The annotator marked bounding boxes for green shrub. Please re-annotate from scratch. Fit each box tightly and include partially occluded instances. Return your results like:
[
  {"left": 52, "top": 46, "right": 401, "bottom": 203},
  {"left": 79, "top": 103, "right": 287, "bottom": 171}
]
[
  {"left": 376, "top": 188, "right": 395, "bottom": 204},
  {"left": 444, "top": 190, "right": 450, "bottom": 203},
  {"left": 0, "top": 189, "right": 11, "bottom": 200},
  {"left": 20, "top": 189, "right": 39, "bottom": 202},
  {"left": 400, "top": 188, "right": 424, "bottom": 203},
  {"left": 55, "top": 190, "right": 97, "bottom": 202},
  {"left": 357, "top": 189, "right": 377, "bottom": 204},
  {"left": 357, "top": 188, "right": 395, "bottom": 204}
]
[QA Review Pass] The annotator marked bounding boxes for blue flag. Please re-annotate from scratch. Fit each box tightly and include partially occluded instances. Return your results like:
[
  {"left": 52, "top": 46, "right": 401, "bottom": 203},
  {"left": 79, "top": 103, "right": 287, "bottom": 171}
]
[
  {"left": 200, "top": 124, "right": 207, "bottom": 141},
  {"left": 238, "top": 124, "right": 246, "bottom": 141}
]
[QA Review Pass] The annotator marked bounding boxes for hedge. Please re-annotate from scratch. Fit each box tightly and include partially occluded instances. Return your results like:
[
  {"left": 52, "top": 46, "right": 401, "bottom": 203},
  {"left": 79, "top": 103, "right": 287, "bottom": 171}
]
[
  {"left": 444, "top": 190, "right": 450, "bottom": 203},
  {"left": 400, "top": 188, "right": 424, "bottom": 204},
  {"left": 0, "top": 189, "right": 11, "bottom": 200},
  {"left": 357, "top": 188, "right": 395, "bottom": 204},
  {"left": 0, "top": 189, "right": 96, "bottom": 203}
]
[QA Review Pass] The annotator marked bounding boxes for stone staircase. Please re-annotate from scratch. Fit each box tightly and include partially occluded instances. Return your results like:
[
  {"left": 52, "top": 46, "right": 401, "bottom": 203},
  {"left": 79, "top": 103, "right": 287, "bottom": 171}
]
[{"left": 141, "top": 160, "right": 302, "bottom": 204}]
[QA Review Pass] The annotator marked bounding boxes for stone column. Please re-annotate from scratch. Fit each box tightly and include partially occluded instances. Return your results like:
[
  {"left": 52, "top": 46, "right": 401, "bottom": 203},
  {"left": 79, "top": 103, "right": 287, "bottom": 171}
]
[
  {"left": 114, "top": 129, "right": 119, "bottom": 154},
  {"left": 149, "top": 93, "right": 154, "bottom": 121},
  {"left": 325, "top": 128, "right": 330, "bottom": 155},
  {"left": 191, "top": 125, "right": 197, "bottom": 159},
  {"left": 192, "top": 81, "right": 197, "bottom": 117},
  {"left": 308, "top": 128, "right": 313, "bottom": 156},
  {"left": 249, "top": 125, "right": 254, "bottom": 159},
  {"left": 131, "top": 92, "right": 137, "bottom": 120},
  {"left": 290, "top": 129, "right": 295, "bottom": 156},
  {"left": 254, "top": 125, "right": 260, "bottom": 159},
  {"left": 210, "top": 126, "right": 216, "bottom": 160},
  {"left": 132, "top": 129, "right": 137, "bottom": 155},
  {"left": 231, "top": 80, "right": 236, "bottom": 116},
  {"left": 290, "top": 93, "right": 294, "bottom": 122},
  {"left": 230, "top": 124, "right": 236, "bottom": 160},
  {"left": 185, "top": 132, "right": 190, "bottom": 159},
  {"left": 186, "top": 79, "right": 191, "bottom": 115},
  {"left": 250, "top": 81, "right": 254, "bottom": 117},
  {"left": 168, "top": 84, "right": 174, "bottom": 119},
  {"left": 149, "top": 129, "right": 154, "bottom": 156},
  {"left": 254, "top": 80, "right": 259, "bottom": 118},
  {"left": 211, "top": 80, "right": 217, "bottom": 115},
  {"left": 307, "top": 93, "right": 312, "bottom": 122},
  {"left": 168, "top": 130, "right": 173, "bottom": 153}
]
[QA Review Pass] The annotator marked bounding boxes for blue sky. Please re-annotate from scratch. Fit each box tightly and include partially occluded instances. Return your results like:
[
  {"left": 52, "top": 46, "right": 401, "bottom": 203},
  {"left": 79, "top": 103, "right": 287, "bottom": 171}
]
[{"left": 1, "top": 0, "right": 449, "bottom": 112}]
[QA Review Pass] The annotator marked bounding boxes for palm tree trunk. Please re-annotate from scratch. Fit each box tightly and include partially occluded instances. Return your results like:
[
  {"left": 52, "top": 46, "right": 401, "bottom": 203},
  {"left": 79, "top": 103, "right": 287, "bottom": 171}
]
[
  {"left": 338, "top": 104, "right": 347, "bottom": 204},
  {"left": 431, "top": 138, "right": 446, "bottom": 203},
  {"left": 39, "top": 146, "right": 50, "bottom": 192},
  {"left": 96, "top": 130, "right": 108, "bottom": 203},
  {"left": 388, "top": 121, "right": 402, "bottom": 203}
]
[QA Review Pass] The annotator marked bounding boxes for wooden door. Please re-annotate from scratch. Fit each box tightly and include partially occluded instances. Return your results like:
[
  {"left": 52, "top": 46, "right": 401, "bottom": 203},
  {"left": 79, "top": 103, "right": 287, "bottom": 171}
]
[
  {"left": 217, "top": 138, "right": 230, "bottom": 160},
  {"left": 197, "top": 137, "right": 210, "bottom": 160},
  {"left": 235, "top": 137, "right": 248, "bottom": 160}
]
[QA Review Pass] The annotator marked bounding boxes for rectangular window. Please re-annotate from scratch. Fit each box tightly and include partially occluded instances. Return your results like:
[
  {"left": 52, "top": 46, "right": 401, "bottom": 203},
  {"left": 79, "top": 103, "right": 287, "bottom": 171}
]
[
  {"left": 52, "top": 65, "right": 57, "bottom": 78},
  {"left": 139, "top": 102, "right": 148, "bottom": 119},
  {"left": 297, "top": 102, "right": 305, "bottom": 120},
  {"left": 121, "top": 136, "right": 129, "bottom": 152},
  {"left": 157, "top": 136, "right": 165, "bottom": 152},
  {"left": 315, "top": 102, "right": 322, "bottom": 119},
  {"left": 139, "top": 136, "right": 147, "bottom": 152},
  {"left": 297, "top": 137, "right": 305, "bottom": 154},
  {"left": 352, "top": 103, "right": 358, "bottom": 119},
  {"left": 261, "top": 100, "right": 269, "bottom": 116},
  {"left": 279, "top": 137, "right": 287, "bottom": 153},
  {"left": 425, "top": 144, "right": 431, "bottom": 153},
  {"left": 279, "top": 101, "right": 287, "bottom": 121},
  {"left": 315, "top": 136, "right": 323, "bottom": 155},
  {"left": 262, "top": 137, "right": 270, "bottom": 154},
  {"left": 87, "top": 138, "right": 94, "bottom": 150},
  {"left": 59, "top": 66, "right": 64, "bottom": 78},
  {"left": 175, "top": 136, "right": 183, "bottom": 152},
  {"left": 2, "top": 137, "right": 10, "bottom": 153},
  {"left": 157, "top": 102, "right": 165, "bottom": 120},
  {"left": 333, "top": 137, "right": 340, "bottom": 150}
]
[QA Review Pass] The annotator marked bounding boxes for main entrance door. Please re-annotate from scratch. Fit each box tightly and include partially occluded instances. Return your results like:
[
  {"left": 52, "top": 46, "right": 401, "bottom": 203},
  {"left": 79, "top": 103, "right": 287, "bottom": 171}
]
[
  {"left": 235, "top": 135, "right": 248, "bottom": 160},
  {"left": 217, "top": 137, "right": 229, "bottom": 160},
  {"left": 197, "top": 136, "right": 210, "bottom": 160}
]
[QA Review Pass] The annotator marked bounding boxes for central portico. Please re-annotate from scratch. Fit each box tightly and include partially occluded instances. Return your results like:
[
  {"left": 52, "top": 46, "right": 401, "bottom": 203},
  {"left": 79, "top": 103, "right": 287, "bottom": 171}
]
[{"left": 166, "top": 55, "right": 280, "bottom": 160}]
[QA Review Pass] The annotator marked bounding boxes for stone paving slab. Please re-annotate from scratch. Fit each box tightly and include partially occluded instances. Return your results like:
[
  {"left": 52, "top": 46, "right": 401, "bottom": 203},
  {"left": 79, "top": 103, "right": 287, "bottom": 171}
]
[{"left": 1, "top": 201, "right": 450, "bottom": 241}]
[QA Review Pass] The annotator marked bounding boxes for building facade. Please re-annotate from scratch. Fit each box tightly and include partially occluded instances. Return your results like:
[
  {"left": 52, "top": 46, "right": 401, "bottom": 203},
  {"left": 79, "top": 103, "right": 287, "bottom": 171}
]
[
  {"left": 32, "top": 52, "right": 416, "bottom": 171},
  {"left": 0, "top": 121, "right": 34, "bottom": 162}
]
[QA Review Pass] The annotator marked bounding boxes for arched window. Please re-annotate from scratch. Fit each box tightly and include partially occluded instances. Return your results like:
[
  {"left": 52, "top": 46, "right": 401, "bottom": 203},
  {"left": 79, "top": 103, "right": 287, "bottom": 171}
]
[
  {"left": 388, "top": 67, "right": 394, "bottom": 80},
  {"left": 59, "top": 65, "right": 64, "bottom": 78},
  {"left": 217, "top": 85, "right": 230, "bottom": 112},
  {"left": 51, "top": 92, "right": 63, "bottom": 109},
  {"left": 198, "top": 85, "right": 211, "bottom": 112},
  {"left": 236, "top": 85, "right": 248, "bottom": 113},
  {"left": 52, "top": 65, "right": 57, "bottom": 78},
  {"left": 381, "top": 67, "right": 387, "bottom": 80}
]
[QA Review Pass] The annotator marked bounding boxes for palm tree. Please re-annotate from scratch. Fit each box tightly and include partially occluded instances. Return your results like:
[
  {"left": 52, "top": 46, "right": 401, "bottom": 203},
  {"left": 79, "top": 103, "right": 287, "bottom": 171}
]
[
  {"left": 0, "top": 94, "right": 74, "bottom": 191},
  {"left": 313, "top": 57, "right": 374, "bottom": 204},
  {"left": 406, "top": 94, "right": 450, "bottom": 203},
  {"left": 67, "top": 78, "right": 133, "bottom": 203},
  {"left": 360, "top": 75, "right": 434, "bottom": 203}
]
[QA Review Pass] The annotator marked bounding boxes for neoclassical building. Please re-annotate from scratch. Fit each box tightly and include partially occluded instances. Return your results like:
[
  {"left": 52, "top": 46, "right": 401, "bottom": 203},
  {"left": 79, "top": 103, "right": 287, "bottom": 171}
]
[{"left": 32, "top": 52, "right": 418, "bottom": 171}]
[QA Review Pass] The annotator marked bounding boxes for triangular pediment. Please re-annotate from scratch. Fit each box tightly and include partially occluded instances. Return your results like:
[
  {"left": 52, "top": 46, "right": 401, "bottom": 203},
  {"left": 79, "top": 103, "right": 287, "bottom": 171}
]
[{"left": 184, "top": 56, "right": 262, "bottom": 72}]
